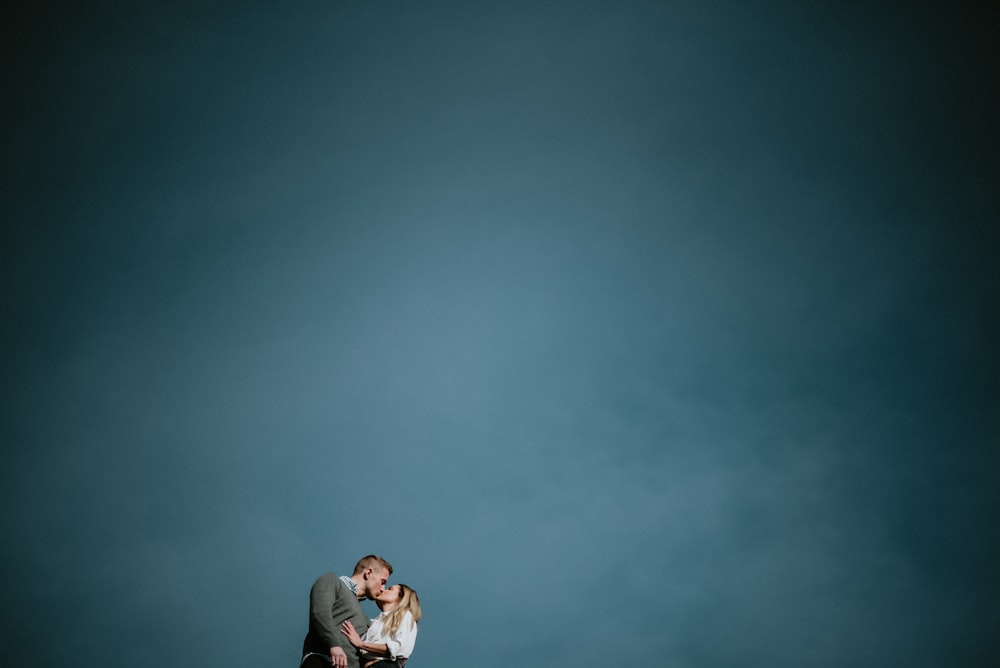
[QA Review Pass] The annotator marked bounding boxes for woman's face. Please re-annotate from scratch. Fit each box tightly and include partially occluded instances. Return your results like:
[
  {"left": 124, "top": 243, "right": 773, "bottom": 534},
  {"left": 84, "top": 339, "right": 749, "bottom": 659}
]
[{"left": 375, "top": 584, "right": 403, "bottom": 611}]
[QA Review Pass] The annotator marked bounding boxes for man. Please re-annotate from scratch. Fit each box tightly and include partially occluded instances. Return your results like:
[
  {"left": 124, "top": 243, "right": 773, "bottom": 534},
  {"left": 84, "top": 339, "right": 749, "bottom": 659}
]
[{"left": 301, "top": 555, "right": 393, "bottom": 668}]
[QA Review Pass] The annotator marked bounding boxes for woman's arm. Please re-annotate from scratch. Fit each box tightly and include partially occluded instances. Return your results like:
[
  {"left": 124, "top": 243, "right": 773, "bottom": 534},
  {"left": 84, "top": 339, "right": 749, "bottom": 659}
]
[
  {"left": 342, "top": 613, "right": 417, "bottom": 660},
  {"left": 340, "top": 621, "right": 391, "bottom": 658}
]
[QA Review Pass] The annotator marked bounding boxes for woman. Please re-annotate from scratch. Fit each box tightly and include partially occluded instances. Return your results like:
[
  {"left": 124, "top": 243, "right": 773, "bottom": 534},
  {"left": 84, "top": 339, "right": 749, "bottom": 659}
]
[{"left": 340, "top": 583, "right": 421, "bottom": 668}]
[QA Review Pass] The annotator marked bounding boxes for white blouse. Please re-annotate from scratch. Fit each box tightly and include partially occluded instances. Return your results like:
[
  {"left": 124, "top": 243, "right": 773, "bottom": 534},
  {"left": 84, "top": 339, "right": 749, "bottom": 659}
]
[{"left": 361, "top": 610, "right": 418, "bottom": 661}]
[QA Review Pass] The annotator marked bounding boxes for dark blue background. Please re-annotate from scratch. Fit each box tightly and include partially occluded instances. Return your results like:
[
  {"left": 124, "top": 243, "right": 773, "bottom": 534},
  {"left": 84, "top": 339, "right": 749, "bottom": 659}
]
[{"left": 2, "top": 2, "right": 998, "bottom": 666}]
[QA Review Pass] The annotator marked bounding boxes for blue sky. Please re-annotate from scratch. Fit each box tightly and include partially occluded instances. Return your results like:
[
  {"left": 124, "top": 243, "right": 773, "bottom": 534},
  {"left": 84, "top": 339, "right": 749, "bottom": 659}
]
[{"left": 2, "top": 2, "right": 998, "bottom": 666}]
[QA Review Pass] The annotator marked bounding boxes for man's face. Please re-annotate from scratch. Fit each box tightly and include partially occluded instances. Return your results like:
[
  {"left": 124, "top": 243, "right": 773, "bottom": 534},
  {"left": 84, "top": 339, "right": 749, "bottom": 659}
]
[{"left": 362, "top": 567, "right": 390, "bottom": 600}]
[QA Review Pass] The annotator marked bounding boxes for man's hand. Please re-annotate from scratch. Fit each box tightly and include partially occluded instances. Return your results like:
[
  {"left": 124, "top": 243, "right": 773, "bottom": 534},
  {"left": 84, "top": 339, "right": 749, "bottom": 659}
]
[{"left": 329, "top": 646, "right": 348, "bottom": 668}]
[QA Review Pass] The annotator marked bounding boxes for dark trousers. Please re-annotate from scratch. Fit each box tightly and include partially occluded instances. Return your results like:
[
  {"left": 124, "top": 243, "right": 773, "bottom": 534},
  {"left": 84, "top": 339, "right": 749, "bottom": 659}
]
[{"left": 301, "top": 654, "right": 333, "bottom": 668}]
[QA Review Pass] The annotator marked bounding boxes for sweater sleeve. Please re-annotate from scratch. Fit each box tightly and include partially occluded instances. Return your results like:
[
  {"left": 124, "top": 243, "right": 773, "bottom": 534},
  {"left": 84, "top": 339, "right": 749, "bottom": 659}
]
[{"left": 309, "top": 574, "right": 342, "bottom": 648}]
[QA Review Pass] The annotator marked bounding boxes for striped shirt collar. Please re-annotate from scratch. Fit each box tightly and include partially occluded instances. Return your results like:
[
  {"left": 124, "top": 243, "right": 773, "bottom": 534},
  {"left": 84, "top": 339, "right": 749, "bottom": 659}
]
[{"left": 339, "top": 575, "right": 359, "bottom": 596}]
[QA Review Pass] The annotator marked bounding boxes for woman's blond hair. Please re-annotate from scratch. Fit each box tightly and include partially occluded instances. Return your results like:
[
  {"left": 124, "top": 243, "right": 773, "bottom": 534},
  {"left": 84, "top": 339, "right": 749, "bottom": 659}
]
[{"left": 384, "top": 584, "right": 422, "bottom": 637}]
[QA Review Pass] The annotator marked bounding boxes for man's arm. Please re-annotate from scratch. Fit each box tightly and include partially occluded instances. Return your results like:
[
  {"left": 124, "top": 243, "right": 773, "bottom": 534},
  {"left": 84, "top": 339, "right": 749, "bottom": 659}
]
[{"left": 309, "top": 575, "right": 343, "bottom": 651}]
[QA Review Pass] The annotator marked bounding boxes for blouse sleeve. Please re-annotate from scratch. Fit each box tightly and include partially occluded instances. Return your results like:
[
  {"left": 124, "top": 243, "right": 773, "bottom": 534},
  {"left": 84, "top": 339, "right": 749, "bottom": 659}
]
[{"left": 386, "top": 611, "right": 418, "bottom": 659}]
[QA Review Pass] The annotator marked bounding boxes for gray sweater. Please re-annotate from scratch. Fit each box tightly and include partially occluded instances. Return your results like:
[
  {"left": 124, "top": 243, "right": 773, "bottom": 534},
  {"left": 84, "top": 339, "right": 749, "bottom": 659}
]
[{"left": 302, "top": 573, "right": 370, "bottom": 668}]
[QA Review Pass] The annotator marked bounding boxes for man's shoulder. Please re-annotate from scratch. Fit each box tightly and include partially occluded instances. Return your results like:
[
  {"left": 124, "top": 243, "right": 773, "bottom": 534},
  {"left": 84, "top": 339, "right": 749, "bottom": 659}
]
[
  {"left": 312, "top": 573, "right": 360, "bottom": 602},
  {"left": 310, "top": 572, "right": 349, "bottom": 595}
]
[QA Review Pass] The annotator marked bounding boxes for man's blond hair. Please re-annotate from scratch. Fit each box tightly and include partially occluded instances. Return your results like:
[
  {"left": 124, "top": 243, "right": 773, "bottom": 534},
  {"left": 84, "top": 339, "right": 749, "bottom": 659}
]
[{"left": 353, "top": 554, "right": 393, "bottom": 576}]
